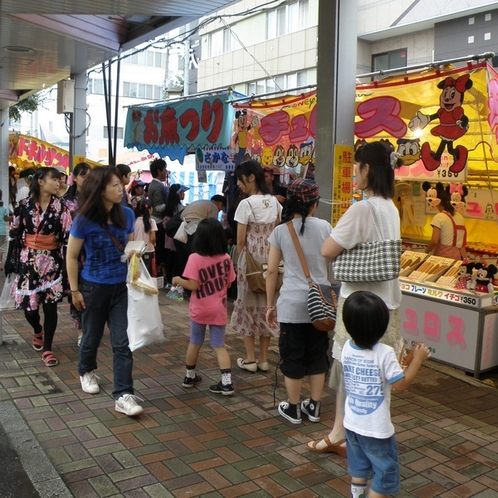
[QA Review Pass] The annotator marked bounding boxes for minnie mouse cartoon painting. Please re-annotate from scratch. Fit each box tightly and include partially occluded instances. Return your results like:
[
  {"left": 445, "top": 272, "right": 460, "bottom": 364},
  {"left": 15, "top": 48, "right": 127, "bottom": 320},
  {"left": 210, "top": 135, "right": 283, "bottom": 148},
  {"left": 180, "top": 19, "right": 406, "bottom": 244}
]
[
  {"left": 446, "top": 183, "right": 468, "bottom": 214},
  {"left": 409, "top": 74, "right": 473, "bottom": 174}
]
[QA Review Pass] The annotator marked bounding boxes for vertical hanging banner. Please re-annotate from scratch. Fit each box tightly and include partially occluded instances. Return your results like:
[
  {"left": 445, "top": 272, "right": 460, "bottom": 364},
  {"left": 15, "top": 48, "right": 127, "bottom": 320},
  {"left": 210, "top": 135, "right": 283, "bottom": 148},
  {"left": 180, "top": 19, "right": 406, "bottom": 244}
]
[
  {"left": 332, "top": 145, "right": 354, "bottom": 226},
  {"left": 232, "top": 91, "right": 317, "bottom": 181},
  {"left": 355, "top": 64, "right": 494, "bottom": 183}
]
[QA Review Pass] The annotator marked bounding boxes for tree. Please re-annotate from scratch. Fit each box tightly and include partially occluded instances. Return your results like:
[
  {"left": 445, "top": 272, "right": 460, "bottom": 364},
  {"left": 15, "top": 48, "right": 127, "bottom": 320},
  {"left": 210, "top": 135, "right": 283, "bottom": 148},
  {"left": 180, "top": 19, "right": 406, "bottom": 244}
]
[{"left": 9, "top": 94, "right": 40, "bottom": 122}]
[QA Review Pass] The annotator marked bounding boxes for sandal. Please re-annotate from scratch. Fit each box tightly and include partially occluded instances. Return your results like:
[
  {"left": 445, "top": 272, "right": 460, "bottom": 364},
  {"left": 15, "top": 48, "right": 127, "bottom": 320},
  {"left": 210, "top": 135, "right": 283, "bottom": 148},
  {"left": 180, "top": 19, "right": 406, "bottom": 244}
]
[
  {"left": 42, "top": 351, "right": 59, "bottom": 367},
  {"left": 32, "top": 332, "right": 44, "bottom": 352},
  {"left": 237, "top": 358, "right": 257, "bottom": 372},
  {"left": 306, "top": 435, "right": 347, "bottom": 457}
]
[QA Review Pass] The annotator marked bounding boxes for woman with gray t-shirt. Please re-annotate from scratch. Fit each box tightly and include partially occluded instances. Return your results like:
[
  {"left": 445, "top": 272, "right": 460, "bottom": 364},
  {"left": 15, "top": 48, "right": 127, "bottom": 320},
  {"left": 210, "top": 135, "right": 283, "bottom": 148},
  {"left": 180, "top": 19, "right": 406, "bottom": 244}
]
[{"left": 266, "top": 179, "right": 333, "bottom": 425}]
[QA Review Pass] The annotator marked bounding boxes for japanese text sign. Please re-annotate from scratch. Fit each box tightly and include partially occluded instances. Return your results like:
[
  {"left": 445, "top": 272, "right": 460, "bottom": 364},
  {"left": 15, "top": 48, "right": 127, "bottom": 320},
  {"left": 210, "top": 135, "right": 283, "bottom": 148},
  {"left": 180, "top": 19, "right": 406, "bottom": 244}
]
[
  {"left": 124, "top": 94, "right": 235, "bottom": 164},
  {"left": 232, "top": 91, "right": 316, "bottom": 171}
]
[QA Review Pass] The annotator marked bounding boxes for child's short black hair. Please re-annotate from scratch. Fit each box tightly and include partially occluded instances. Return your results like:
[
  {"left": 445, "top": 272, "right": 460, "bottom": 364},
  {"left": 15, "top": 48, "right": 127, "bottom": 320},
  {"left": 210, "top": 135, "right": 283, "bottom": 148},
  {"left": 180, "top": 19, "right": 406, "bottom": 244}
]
[
  {"left": 192, "top": 218, "right": 227, "bottom": 257},
  {"left": 343, "top": 291, "right": 389, "bottom": 349}
]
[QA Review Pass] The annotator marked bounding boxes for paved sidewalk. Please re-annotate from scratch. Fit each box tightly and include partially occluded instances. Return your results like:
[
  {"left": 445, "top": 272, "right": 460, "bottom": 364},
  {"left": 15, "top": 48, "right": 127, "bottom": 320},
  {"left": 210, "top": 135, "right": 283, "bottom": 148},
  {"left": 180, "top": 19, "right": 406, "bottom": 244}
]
[{"left": 0, "top": 290, "right": 498, "bottom": 498}]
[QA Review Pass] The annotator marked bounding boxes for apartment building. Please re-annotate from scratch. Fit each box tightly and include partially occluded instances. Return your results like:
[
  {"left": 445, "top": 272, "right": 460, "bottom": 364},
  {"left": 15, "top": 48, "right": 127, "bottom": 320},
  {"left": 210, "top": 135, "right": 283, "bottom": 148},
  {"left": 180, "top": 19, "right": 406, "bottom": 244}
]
[{"left": 197, "top": 0, "right": 498, "bottom": 94}]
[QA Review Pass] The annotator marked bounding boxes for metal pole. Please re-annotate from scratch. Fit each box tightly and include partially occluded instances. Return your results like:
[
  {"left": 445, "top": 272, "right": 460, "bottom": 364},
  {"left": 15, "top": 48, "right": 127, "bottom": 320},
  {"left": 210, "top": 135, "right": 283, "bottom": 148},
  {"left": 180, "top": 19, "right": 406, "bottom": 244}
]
[
  {"left": 357, "top": 52, "right": 495, "bottom": 80},
  {"left": 113, "top": 57, "right": 121, "bottom": 165},
  {"left": 102, "top": 62, "right": 113, "bottom": 166}
]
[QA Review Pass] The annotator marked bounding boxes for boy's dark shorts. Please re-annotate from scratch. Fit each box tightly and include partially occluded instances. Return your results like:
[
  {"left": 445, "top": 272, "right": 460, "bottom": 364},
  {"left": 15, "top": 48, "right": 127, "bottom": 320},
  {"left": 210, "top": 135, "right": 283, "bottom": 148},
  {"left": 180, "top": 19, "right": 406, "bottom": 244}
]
[{"left": 279, "top": 322, "right": 330, "bottom": 379}]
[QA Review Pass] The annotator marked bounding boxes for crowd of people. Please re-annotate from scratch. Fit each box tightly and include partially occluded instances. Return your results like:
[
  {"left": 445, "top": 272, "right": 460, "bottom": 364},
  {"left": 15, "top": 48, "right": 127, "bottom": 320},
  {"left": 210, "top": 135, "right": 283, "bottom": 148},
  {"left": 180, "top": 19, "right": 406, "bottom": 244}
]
[{"left": 4, "top": 143, "right": 434, "bottom": 497}]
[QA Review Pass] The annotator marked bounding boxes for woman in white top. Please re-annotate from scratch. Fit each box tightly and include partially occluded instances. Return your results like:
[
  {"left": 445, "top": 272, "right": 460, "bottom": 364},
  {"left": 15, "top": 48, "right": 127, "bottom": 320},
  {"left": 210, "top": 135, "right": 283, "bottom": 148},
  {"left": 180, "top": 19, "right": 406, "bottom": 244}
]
[
  {"left": 307, "top": 141, "right": 404, "bottom": 456},
  {"left": 426, "top": 190, "right": 467, "bottom": 260},
  {"left": 230, "top": 160, "right": 282, "bottom": 373}
]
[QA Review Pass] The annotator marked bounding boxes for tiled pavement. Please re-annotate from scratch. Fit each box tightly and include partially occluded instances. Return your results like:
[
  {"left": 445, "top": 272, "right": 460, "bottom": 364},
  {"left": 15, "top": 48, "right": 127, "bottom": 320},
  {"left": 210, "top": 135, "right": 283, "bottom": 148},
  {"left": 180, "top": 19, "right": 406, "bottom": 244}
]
[{"left": 1, "top": 289, "right": 498, "bottom": 498}]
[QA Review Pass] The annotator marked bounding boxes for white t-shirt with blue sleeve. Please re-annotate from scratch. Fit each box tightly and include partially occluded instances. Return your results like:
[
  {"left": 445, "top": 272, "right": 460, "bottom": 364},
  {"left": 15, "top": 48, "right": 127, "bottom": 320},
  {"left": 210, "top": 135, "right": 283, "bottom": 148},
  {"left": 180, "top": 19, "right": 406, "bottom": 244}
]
[
  {"left": 342, "top": 340, "right": 404, "bottom": 439},
  {"left": 70, "top": 207, "right": 134, "bottom": 285}
]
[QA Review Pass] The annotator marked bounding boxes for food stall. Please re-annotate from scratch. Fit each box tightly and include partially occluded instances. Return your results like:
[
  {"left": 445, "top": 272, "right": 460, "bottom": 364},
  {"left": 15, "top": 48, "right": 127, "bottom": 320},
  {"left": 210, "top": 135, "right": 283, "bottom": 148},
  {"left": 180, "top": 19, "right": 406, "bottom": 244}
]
[
  {"left": 355, "top": 60, "right": 498, "bottom": 377},
  {"left": 9, "top": 133, "right": 102, "bottom": 171}
]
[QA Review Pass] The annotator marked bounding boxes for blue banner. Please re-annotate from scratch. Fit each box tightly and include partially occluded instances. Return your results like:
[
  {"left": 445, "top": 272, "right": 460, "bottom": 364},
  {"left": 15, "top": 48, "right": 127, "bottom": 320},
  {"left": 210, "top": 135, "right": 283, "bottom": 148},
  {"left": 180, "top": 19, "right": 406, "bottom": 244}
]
[
  {"left": 195, "top": 146, "right": 235, "bottom": 171},
  {"left": 124, "top": 93, "right": 237, "bottom": 164}
]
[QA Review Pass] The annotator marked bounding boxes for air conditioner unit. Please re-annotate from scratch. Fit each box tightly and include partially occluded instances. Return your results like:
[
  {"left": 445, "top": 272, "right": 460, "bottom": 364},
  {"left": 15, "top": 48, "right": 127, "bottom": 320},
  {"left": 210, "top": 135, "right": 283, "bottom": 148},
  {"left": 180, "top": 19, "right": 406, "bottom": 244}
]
[{"left": 57, "top": 80, "right": 75, "bottom": 114}]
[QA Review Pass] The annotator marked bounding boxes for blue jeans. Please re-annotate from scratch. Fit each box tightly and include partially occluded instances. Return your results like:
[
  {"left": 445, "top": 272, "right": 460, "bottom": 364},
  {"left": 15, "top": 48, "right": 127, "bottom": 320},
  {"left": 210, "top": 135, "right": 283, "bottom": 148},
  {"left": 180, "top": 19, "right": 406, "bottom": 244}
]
[
  {"left": 345, "top": 429, "right": 400, "bottom": 495},
  {"left": 78, "top": 278, "right": 134, "bottom": 399}
]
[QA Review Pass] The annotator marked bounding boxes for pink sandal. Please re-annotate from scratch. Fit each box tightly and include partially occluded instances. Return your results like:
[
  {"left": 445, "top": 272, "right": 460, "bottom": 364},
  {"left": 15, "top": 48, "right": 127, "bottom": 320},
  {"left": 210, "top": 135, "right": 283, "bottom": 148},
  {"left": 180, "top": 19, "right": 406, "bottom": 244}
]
[
  {"left": 32, "top": 332, "right": 44, "bottom": 352},
  {"left": 42, "top": 351, "right": 59, "bottom": 367}
]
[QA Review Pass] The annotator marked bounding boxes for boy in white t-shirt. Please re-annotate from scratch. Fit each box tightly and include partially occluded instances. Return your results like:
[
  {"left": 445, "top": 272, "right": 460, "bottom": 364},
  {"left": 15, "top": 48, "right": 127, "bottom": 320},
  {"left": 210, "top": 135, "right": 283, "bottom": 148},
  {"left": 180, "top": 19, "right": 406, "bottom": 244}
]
[{"left": 341, "top": 291, "right": 431, "bottom": 498}]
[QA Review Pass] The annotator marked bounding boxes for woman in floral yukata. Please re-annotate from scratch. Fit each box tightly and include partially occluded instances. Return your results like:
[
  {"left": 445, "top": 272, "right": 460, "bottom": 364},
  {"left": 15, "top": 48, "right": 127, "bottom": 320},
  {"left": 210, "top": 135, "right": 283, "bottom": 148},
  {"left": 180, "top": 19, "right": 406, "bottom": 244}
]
[
  {"left": 11, "top": 167, "right": 73, "bottom": 367},
  {"left": 63, "top": 161, "right": 90, "bottom": 345}
]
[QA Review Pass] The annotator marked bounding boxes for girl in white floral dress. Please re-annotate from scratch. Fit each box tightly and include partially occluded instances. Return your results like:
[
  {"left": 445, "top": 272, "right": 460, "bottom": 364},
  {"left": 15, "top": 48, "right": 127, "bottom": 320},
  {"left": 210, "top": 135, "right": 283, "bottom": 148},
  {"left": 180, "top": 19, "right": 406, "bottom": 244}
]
[{"left": 230, "top": 160, "right": 282, "bottom": 373}]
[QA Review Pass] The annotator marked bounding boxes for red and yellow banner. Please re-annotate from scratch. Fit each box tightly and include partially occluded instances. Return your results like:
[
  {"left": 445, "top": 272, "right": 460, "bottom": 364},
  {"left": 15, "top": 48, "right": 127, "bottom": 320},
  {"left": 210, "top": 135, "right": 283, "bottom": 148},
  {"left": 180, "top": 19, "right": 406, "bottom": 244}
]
[
  {"left": 9, "top": 134, "right": 100, "bottom": 170},
  {"left": 232, "top": 91, "right": 316, "bottom": 177},
  {"left": 355, "top": 63, "right": 495, "bottom": 185},
  {"left": 355, "top": 63, "right": 498, "bottom": 246}
]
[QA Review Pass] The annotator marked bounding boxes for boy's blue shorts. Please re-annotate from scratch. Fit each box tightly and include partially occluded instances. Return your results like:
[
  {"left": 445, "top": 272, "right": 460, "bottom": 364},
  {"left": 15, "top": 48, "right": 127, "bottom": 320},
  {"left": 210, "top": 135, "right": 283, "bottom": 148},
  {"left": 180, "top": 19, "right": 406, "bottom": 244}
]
[{"left": 345, "top": 429, "right": 400, "bottom": 495}]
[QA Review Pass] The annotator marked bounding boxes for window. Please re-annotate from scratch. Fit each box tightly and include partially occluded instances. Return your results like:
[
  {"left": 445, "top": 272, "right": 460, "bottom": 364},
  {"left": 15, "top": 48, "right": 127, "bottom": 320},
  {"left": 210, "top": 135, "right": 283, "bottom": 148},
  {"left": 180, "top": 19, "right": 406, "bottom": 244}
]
[
  {"left": 468, "top": 35, "right": 474, "bottom": 44},
  {"left": 469, "top": 17, "right": 475, "bottom": 25},
  {"left": 103, "top": 126, "right": 123, "bottom": 139},
  {"left": 246, "top": 71, "right": 308, "bottom": 96},
  {"left": 122, "top": 81, "right": 164, "bottom": 100},
  {"left": 209, "top": 28, "right": 232, "bottom": 57},
  {"left": 371, "top": 49, "right": 407, "bottom": 72},
  {"left": 267, "top": 0, "right": 309, "bottom": 40},
  {"left": 485, "top": 13, "right": 492, "bottom": 21},
  {"left": 88, "top": 78, "right": 104, "bottom": 95},
  {"left": 123, "top": 49, "right": 167, "bottom": 67},
  {"left": 485, "top": 32, "right": 491, "bottom": 41}
]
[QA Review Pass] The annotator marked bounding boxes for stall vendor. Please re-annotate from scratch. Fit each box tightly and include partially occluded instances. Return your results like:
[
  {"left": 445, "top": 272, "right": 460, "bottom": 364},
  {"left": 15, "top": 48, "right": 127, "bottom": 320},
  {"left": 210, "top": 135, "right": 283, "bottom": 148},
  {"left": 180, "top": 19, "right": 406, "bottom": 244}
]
[{"left": 426, "top": 190, "right": 467, "bottom": 260}]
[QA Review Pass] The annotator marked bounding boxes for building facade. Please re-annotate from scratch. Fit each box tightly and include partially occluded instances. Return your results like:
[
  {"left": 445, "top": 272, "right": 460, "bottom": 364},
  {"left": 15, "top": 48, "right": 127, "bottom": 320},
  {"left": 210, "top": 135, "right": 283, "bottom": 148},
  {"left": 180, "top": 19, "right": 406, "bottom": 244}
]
[
  {"left": 13, "top": 0, "right": 498, "bottom": 162},
  {"left": 198, "top": 0, "right": 498, "bottom": 93}
]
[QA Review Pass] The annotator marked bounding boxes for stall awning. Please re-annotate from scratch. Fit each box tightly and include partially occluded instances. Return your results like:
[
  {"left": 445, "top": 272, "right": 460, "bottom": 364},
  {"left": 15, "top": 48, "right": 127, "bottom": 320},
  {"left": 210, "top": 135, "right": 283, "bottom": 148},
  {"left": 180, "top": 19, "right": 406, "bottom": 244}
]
[
  {"left": 354, "top": 62, "right": 498, "bottom": 188},
  {"left": 9, "top": 134, "right": 101, "bottom": 170},
  {"left": 124, "top": 91, "right": 244, "bottom": 164}
]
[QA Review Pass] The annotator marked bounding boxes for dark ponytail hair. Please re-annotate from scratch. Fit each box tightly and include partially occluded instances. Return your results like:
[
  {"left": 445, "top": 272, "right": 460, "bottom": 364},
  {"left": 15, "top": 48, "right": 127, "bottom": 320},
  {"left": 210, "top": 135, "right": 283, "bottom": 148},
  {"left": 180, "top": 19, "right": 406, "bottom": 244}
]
[
  {"left": 437, "top": 190, "right": 455, "bottom": 216},
  {"left": 354, "top": 141, "right": 403, "bottom": 199},
  {"left": 234, "top": 160, "right": 271, "bottom": 195},
  {"left": 135, "top": 198, "right": 152, "bottom": 233},
  {"left": 282, "top": 196, "right": 318, "bottom": 235},
  {"left": 65, "top": 162, "right": 90, "bottom": 200},
  {"left": 29, "top": 167, "right": 59, "bottom": 202}
]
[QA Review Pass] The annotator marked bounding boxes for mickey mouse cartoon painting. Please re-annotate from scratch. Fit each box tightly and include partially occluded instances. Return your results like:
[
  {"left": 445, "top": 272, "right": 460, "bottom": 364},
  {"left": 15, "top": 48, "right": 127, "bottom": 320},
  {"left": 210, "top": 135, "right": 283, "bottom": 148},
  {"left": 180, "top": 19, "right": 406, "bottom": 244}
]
[
  {"left": 233, "top": 109, "right": 259, "bottom": 165},
  {"left": 422, "top": 181, "right": 444, "bottom": 211},
  {"left": 409, "top": 74, "right": 473, "bottom": 174}
]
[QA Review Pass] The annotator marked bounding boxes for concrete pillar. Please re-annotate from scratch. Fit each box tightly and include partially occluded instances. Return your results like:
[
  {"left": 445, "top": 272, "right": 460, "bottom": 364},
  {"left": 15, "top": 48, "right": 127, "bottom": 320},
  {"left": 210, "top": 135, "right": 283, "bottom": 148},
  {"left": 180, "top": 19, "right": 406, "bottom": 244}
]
[
  {"left": 69, "top": 71, "right": 88, "bottom": 171},
  {"left": 314, "top": 0, "right": 357, "bottom": 221}
]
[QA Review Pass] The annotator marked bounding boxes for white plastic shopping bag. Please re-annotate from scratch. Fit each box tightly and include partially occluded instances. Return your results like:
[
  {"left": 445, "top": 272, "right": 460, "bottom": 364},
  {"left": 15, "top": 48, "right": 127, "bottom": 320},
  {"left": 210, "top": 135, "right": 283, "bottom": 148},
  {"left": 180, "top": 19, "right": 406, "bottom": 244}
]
[
  {"left": 126, "top": 255, "right": 164, "bottom": 352},
  {"left": 0, "top": 274, "right": 17, "bottom": 310}
]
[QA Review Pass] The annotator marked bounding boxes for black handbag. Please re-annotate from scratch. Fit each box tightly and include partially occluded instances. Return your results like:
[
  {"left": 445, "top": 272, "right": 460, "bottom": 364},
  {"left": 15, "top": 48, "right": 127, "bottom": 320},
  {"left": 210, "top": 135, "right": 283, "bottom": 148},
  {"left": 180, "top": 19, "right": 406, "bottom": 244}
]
[
  {"left": 5, "top": 208, "right": 23, "bottom": 276},
  {"left": 287, "top": 222, "right": 338, "bottom": 331}
]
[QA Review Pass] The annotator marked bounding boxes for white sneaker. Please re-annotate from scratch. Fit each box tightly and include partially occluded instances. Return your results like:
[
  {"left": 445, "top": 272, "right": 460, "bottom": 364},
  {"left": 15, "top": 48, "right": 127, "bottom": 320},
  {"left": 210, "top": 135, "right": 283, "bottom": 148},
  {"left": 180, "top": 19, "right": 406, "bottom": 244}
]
[
  {"left": 80, "top": 371, "right": 100, "bottom": 394},
  {"left": 115, "top": 394, "right": 144, "bottom": 417}
]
